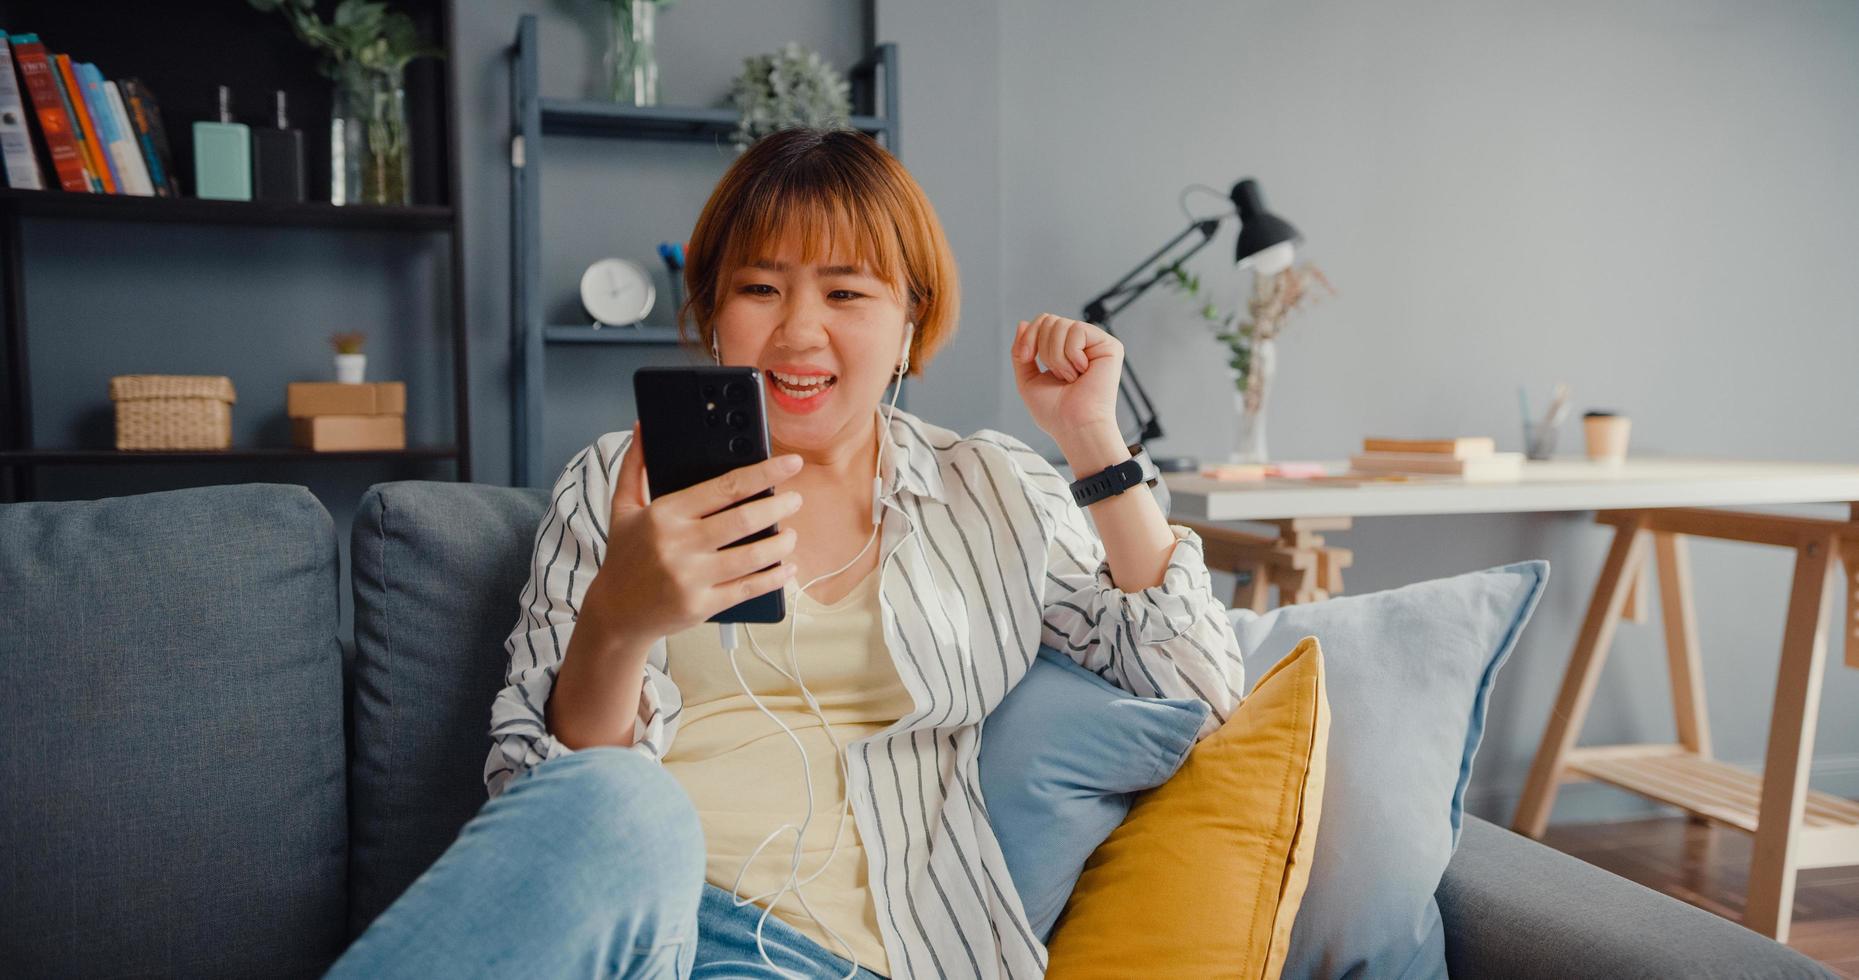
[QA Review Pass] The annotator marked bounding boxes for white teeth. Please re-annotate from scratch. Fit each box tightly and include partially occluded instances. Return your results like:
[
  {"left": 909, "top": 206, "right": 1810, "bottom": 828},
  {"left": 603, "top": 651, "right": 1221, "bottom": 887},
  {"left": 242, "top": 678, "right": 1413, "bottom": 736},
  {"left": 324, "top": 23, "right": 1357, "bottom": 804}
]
[{"left": 767, "top": 369, "right": 836, "bottom": 398}]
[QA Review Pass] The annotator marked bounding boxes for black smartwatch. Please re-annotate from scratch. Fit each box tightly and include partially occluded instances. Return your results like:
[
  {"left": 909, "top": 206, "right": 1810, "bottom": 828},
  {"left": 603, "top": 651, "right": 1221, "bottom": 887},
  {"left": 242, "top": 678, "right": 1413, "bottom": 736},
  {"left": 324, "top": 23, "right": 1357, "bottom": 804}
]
[{"left": 1069, "top": 445, "right": 1161, "bottom": 508}]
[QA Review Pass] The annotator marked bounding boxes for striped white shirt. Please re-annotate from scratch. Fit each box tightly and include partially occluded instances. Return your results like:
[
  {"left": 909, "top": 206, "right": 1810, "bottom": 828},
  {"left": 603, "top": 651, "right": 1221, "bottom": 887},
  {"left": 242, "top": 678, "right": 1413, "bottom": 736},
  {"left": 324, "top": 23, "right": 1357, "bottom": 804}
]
[{"left": 485, "top": 408, "right": 1246, "bottom": 979}]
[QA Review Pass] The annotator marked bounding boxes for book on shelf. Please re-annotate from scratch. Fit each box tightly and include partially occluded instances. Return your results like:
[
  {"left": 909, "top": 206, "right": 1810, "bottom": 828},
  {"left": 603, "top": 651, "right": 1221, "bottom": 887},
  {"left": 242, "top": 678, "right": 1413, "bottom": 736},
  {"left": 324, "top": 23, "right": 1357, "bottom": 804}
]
[
  {"left": 53, "top": 52, "right": 112, "bottom": 192},
  {"left": 1360, "top": 436, "right": 1496, "bottom": 458},
  {"left": 120, "top": 78, "right": 176, "bottom": 197},
  {"left": 1349, "top": 451, "right": 1524, "bottom": 481},
  {"left": 1, "top": 33, "right": 183, "bottom": 198},
  {"left": 6, "top": 34, "right": 87, "bottom": 191},
  {"left": 89, "top": 69, "right": 153, "bottom": 196},
  {"left": 0, "top": 36, "right": 44, "bottom": 189}
]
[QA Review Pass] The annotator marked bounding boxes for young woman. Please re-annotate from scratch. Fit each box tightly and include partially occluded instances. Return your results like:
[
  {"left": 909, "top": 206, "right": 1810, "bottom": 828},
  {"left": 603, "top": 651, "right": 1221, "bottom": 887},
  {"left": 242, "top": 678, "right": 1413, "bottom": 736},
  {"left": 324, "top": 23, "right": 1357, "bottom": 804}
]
[{"left": 328, "top": 128, "right": 1244, "bottom": 980}]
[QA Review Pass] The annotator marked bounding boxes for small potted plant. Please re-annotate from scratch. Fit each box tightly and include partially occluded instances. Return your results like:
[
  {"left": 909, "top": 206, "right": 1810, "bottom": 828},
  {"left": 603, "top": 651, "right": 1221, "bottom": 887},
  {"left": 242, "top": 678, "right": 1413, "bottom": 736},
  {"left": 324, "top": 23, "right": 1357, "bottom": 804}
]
[
  {"left": 725, "top": 43, "right": 851, "bottom": 150},
  {"left": 330, "top": 331, "right": 367, "bottom": 383}
]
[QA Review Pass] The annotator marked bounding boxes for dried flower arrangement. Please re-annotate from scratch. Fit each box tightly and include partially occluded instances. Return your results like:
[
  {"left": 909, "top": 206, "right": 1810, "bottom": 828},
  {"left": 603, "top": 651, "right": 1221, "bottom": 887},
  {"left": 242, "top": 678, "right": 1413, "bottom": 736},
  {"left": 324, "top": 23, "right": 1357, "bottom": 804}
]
[
  {"left": 329, "top": 331, "right": 367, "bottom": 355},
  {"left": 1164, "top": 261, "right": 1335, "bottom": 413}
]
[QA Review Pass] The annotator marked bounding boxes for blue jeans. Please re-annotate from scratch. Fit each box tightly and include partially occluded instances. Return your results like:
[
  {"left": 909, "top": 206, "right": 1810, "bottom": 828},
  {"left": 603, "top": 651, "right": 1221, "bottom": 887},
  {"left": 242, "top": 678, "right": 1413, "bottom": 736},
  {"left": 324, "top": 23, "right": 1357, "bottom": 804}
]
[{"left": 325, "top": 748, "right": 886, "bottom": 979}]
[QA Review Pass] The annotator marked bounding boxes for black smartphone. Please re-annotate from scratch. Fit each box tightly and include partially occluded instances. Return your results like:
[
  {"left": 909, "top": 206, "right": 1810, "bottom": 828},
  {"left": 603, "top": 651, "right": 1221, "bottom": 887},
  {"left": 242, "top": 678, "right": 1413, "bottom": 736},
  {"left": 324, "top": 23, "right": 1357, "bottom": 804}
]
[{"left": 632, "top": 366, "right": 787, "bottom": 624}]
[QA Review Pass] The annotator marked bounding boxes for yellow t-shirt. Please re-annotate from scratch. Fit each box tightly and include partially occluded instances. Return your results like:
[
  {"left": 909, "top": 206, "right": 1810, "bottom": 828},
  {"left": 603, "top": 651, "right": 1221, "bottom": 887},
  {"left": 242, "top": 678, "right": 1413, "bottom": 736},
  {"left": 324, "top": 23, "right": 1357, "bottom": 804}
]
[{"left": 661, "top": 568, "right": 909, "bottom": 975}]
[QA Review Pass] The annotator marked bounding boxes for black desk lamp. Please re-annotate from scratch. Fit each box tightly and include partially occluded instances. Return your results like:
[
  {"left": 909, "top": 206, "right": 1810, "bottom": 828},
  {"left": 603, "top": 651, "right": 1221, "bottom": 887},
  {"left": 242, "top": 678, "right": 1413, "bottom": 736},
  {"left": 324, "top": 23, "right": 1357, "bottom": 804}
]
[{"left": 1080, "top": 178, "right": 1301, "bottom": 470}]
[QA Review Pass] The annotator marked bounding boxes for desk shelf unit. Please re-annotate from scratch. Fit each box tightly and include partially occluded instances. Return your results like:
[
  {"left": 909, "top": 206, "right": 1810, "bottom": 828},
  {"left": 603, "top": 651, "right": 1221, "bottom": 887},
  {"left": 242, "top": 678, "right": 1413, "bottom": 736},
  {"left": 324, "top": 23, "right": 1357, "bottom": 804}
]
[
  {"left": 0, "top": 0, "right": 471, "bottom": 502},
  {"left": 507, "top": 14, "right": 898, "bottom": 487}
]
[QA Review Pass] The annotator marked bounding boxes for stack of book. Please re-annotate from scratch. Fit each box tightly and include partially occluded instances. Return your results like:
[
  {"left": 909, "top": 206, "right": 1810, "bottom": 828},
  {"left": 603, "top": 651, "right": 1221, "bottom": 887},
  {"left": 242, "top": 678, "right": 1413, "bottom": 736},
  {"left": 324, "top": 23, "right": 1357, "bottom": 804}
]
[
  {"left": 287, "top": 382, "right": 407, "bottom": 452},
  {"left": 0, "top": 32, "right": 178, "bottom": 196},
  {"left": 1349, "top": 437, "right": 1524, "bottom": 481}
]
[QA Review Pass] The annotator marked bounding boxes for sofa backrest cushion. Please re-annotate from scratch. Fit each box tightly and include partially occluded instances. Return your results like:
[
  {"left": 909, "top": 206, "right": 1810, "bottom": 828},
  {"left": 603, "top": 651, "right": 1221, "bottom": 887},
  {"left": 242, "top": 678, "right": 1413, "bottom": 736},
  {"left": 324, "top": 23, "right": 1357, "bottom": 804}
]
[
  {"left": 347, "top": 480, "right": 548, "bottom": 936},
  {"left": 0, "top": 484, "right": 348, "bottom": 979}
]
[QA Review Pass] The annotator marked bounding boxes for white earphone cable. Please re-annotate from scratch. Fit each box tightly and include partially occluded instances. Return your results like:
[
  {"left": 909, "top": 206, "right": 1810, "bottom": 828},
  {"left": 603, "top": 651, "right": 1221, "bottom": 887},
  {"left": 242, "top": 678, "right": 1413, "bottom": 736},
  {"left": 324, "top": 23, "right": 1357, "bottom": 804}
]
[{"left": 718, "top": 326, "right": 918, "bottom": 980}]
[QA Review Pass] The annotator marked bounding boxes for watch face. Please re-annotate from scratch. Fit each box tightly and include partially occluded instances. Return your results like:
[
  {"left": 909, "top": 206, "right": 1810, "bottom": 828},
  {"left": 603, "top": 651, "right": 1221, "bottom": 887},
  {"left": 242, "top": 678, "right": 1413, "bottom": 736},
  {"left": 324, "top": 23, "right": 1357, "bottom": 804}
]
[{"left": 580, "top": 258, "right": 656, "bottom": 325}]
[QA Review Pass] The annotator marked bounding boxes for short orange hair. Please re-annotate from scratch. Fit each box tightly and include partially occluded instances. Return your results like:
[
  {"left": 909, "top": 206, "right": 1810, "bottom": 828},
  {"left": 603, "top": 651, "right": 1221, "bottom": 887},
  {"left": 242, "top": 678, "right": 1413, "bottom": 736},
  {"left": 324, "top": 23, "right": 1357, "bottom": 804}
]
[{"left": 680, "top": 128, "right": 959, "bottom": 377}]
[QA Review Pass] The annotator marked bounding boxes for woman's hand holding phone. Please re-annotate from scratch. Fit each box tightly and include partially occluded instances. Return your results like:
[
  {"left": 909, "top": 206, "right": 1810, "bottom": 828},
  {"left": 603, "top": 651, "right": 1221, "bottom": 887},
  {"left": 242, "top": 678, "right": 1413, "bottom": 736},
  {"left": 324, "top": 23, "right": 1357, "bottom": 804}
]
[
  {"left": 593, "top": 422, "right": 803, "bottom": 647},
  {"left": 552, "top": 423, "right": 802, "bottom": 749}
]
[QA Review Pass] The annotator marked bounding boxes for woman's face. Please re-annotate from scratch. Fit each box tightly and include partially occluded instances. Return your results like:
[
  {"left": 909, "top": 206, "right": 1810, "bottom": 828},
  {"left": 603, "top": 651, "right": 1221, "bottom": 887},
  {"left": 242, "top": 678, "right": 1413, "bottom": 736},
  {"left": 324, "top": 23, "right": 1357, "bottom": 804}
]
[{"left": 711, "top": 232, "right": 910, "bottom": 456}]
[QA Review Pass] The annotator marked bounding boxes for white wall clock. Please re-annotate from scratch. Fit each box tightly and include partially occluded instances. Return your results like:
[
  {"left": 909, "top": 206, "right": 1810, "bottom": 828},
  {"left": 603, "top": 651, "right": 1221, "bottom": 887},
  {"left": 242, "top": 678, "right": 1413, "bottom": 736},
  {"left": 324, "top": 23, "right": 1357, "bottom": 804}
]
[{"left": 580, "top": 257, "right": 655, "bottom": 327}]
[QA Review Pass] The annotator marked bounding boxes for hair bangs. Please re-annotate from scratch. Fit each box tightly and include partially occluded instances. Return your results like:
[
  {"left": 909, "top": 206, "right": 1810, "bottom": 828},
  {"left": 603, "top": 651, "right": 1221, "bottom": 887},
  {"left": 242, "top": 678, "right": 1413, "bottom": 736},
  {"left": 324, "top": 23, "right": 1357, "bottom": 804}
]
[{"left": 717, "top": 169, "right": 906, "bottom": 301}]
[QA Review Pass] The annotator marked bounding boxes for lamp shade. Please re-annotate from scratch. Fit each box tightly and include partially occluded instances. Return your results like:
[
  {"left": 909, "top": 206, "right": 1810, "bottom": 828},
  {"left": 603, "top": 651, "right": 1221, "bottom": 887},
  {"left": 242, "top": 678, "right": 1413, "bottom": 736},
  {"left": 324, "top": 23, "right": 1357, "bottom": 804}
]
[{"left": 1230, "top": 179, "right": 1300, "bottom": 269}]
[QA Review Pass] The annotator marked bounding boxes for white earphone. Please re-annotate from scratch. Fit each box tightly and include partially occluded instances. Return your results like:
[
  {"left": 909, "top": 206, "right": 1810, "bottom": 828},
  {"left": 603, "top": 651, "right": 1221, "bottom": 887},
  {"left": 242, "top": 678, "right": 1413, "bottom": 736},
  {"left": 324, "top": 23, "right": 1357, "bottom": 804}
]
[{"left": 715, "top": 320, "right": 924, "bottom": 980}]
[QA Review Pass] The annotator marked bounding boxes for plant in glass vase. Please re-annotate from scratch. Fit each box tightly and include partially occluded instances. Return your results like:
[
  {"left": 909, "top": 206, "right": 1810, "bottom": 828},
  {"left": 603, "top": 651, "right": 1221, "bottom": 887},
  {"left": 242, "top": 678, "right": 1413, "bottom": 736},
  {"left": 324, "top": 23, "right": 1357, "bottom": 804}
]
[
  {"left": 605, "top": 0, "right": 677, "bottom": 105},
  {"left": 248, "top": 0, "right": 443, "bottom": 205},
  {"left": 1166, "top": 260, "right": 1334, "bottom": 463}
]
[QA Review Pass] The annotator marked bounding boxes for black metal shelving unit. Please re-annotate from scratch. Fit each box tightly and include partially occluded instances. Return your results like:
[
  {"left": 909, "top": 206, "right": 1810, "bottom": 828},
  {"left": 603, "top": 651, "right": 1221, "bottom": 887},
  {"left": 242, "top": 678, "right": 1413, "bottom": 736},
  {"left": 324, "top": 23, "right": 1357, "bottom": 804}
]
[
  {"left": 0, "top": 0, "right": 471, "bottom": 502},
  {"left": 507, "top": 14, "right": 898, "bottom": 488}
]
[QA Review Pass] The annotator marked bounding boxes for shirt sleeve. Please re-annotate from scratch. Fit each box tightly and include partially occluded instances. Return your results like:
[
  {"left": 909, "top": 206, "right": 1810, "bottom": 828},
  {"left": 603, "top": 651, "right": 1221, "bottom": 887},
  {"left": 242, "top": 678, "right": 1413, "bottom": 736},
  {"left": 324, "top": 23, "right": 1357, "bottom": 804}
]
[
  {"left": 1017, "top": 444, "right": 1246, "bottom": 739},
  {"left": 483, "top": 431, "right": 685, "bottom": 797}
]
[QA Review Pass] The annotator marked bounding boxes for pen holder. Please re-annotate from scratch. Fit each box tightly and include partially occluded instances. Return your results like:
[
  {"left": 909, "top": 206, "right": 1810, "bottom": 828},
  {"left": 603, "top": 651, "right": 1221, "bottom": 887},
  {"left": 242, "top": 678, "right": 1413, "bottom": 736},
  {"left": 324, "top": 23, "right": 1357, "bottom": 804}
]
[{"left": 1523, "top": 419, "right": 1558, "bottom": 460}]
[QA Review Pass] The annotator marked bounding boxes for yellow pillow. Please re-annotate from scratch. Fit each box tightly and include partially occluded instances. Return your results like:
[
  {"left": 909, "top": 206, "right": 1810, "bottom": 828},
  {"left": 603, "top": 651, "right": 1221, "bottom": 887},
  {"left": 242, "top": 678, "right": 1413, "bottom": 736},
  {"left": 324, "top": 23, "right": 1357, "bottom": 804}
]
[{"left": 1045, "top": 636, "right": 1329, "bottom": 980}]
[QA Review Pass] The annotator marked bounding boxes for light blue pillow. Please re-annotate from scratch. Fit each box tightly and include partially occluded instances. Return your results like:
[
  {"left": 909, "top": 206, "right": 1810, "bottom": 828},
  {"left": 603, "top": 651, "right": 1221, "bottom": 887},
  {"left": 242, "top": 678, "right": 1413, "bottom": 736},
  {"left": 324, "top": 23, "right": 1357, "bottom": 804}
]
[
  {"left": 1230, "top": 560, "right": 1549, "bottom": 980},
  {"left": 979, "top": 647, "right": 1209, "bottom": 940}
]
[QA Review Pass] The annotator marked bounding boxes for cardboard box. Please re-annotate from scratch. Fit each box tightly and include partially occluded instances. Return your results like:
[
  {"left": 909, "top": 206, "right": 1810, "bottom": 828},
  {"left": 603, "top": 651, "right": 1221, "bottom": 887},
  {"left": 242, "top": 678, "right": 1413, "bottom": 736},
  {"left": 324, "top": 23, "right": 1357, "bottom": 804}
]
[
  {"left": 291, "top": 414, "right": 406, "bottom": 451},
  {"left": 287, "top": 381, "right": 406, "bottom": 418}
]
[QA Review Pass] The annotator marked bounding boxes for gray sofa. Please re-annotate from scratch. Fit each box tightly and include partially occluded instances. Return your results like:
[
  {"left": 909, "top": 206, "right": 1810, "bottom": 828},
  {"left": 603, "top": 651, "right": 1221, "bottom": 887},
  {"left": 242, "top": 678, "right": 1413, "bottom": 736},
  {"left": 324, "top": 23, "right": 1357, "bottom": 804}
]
[{"left": 0, "top": 481, "right": 1833, "bottom": 979}]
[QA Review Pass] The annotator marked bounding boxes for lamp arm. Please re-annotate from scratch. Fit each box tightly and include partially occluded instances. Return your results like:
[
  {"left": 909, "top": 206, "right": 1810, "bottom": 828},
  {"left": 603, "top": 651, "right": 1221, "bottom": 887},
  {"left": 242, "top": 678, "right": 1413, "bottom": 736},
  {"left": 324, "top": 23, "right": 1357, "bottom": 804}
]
[
  {"left": 1082, "top": 218, "right": 1222, "bottom": 322},
  {"left": 1080, "top": 217, "right": 1223, "bottom": 446}
]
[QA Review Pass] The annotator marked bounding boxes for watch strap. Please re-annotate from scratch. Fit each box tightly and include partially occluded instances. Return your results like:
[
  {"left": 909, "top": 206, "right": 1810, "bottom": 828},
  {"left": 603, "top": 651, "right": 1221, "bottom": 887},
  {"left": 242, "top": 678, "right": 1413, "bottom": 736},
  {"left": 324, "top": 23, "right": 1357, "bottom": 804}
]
[{"left": 1070, "top": 455, "right": 1147, "bottom": 508}]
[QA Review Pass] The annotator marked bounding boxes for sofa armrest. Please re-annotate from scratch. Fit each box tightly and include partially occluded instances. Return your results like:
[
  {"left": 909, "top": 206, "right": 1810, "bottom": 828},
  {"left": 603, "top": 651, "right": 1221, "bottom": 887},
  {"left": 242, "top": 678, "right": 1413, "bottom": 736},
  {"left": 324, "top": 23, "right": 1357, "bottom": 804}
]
[{"left": 1437, "top": 817, "right": 1834, "bottom": 979}]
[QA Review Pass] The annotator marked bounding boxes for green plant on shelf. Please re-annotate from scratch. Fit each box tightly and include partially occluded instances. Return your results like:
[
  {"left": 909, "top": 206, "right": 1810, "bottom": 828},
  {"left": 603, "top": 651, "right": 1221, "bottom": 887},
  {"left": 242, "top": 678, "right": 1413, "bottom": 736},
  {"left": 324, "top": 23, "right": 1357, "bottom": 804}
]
[
  {"left": 248, "top": 0, "right": 442, "bottom": 78},
  {"left": 725, "top": 43, "right": 851, "bottom": 151},
  {"left": 248, "top": 0, "right": 444, "bottom": 205}
]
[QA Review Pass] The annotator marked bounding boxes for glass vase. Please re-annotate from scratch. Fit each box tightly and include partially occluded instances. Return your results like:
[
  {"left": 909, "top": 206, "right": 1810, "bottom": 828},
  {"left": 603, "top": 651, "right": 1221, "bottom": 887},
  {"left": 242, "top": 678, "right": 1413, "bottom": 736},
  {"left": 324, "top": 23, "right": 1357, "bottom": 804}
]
[
  {"left": 1229, "top": 336, "right": 1276, "bottom": 463},
  {"left": 607, "top": 0, "right": 659, "bottom": 106},
  {"left": 330, "top": 64, "right": 411, "bottom": 206}
]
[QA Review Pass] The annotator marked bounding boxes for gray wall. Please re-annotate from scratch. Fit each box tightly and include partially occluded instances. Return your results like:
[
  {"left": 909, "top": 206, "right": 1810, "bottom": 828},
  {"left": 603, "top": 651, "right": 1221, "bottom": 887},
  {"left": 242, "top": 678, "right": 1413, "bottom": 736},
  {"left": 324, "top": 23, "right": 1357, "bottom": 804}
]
[
  {"left": 14, "top": 0, "right": 1858, "bottom": 826},
  {"left": 989, "top": 0, "right": 1859, "bottom": 823}
]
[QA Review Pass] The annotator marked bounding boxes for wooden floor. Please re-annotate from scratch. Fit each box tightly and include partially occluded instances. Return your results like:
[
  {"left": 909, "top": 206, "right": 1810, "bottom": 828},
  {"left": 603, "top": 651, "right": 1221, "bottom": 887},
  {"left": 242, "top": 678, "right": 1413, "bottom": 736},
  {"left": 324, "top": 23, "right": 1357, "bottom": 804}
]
[{"left": 1542, "top": 817, "right": 1859, "bottom": 978}]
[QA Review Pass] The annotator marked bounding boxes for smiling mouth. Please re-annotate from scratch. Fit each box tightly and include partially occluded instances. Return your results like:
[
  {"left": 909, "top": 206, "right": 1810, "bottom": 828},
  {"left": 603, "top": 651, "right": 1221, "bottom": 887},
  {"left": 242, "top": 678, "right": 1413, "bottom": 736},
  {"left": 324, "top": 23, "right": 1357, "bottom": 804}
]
[{"left": 765, "top": 369, "right": 838, "bottom": 400}]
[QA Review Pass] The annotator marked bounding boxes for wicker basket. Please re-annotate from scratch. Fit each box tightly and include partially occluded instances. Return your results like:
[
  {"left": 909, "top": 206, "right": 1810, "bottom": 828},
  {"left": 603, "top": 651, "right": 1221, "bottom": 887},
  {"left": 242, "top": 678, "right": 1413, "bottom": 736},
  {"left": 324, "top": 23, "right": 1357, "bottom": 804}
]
[{"left": 109, "top": 374, "right": 236, "bottom": 451}]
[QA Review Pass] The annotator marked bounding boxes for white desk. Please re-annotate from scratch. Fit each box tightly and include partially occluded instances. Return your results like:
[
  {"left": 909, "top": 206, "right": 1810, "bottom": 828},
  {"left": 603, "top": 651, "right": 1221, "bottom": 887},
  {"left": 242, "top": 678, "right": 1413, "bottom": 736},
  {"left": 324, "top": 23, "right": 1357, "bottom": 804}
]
[
  {"left": 1165, "top": 456, "right": 1859, "bottom": 522},
  {"left": 1163, "top": 455, "right": 1859, "bottom": 942}
]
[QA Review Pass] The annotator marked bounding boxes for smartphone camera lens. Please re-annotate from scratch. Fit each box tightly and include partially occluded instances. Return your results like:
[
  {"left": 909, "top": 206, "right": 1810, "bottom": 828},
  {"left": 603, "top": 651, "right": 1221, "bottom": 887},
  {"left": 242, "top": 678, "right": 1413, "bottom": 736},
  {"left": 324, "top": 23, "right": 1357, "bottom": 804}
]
[
  {"left": 723, "top": 381, "right": 748, "bottom": 402},
  {"left": 705, "top": 410, "right": 722, "bottom": 427},
  {"left": 725, "top": 409, "right": 747, "bottom": 429},
  {"left": 727, "top": 436, "right": 751, "bottom": 456},
  {"left": 701, "top": 384, "right": 721, "bottom": 402}
]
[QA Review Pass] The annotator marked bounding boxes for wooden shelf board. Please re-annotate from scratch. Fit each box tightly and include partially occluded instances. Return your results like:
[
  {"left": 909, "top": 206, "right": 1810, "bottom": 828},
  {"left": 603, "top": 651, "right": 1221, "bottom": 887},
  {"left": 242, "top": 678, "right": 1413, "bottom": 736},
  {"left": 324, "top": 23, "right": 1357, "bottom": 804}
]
[
  {"left": 1567, "top": 749, "right": 1859, "bottom": 836},
  {"left": 538, "top": 99, "right": 887, "bottom": 142},
  {"left": 0, "top": 446, "right": 459, "bottom": 464},
  {"left": 544, "top": 324, "right": 684, "bottom": 346},
  {"left": 0, "top": 188, "right": 455, "bottom": 230}
]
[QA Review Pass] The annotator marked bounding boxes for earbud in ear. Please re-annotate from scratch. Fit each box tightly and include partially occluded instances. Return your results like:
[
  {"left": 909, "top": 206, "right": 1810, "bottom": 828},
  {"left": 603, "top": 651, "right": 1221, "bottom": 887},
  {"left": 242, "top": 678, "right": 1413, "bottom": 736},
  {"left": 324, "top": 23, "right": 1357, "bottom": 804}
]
[{"left": 897, "top": 322, "right": 915, "bottom": 377}]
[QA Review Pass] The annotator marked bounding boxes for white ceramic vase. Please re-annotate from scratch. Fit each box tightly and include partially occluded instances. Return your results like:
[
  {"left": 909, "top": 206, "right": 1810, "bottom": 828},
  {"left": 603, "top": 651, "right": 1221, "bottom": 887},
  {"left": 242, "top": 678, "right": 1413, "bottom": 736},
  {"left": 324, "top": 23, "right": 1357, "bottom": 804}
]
[{"left": 335, "top": 353, "right": 367, "bottom": 384}]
